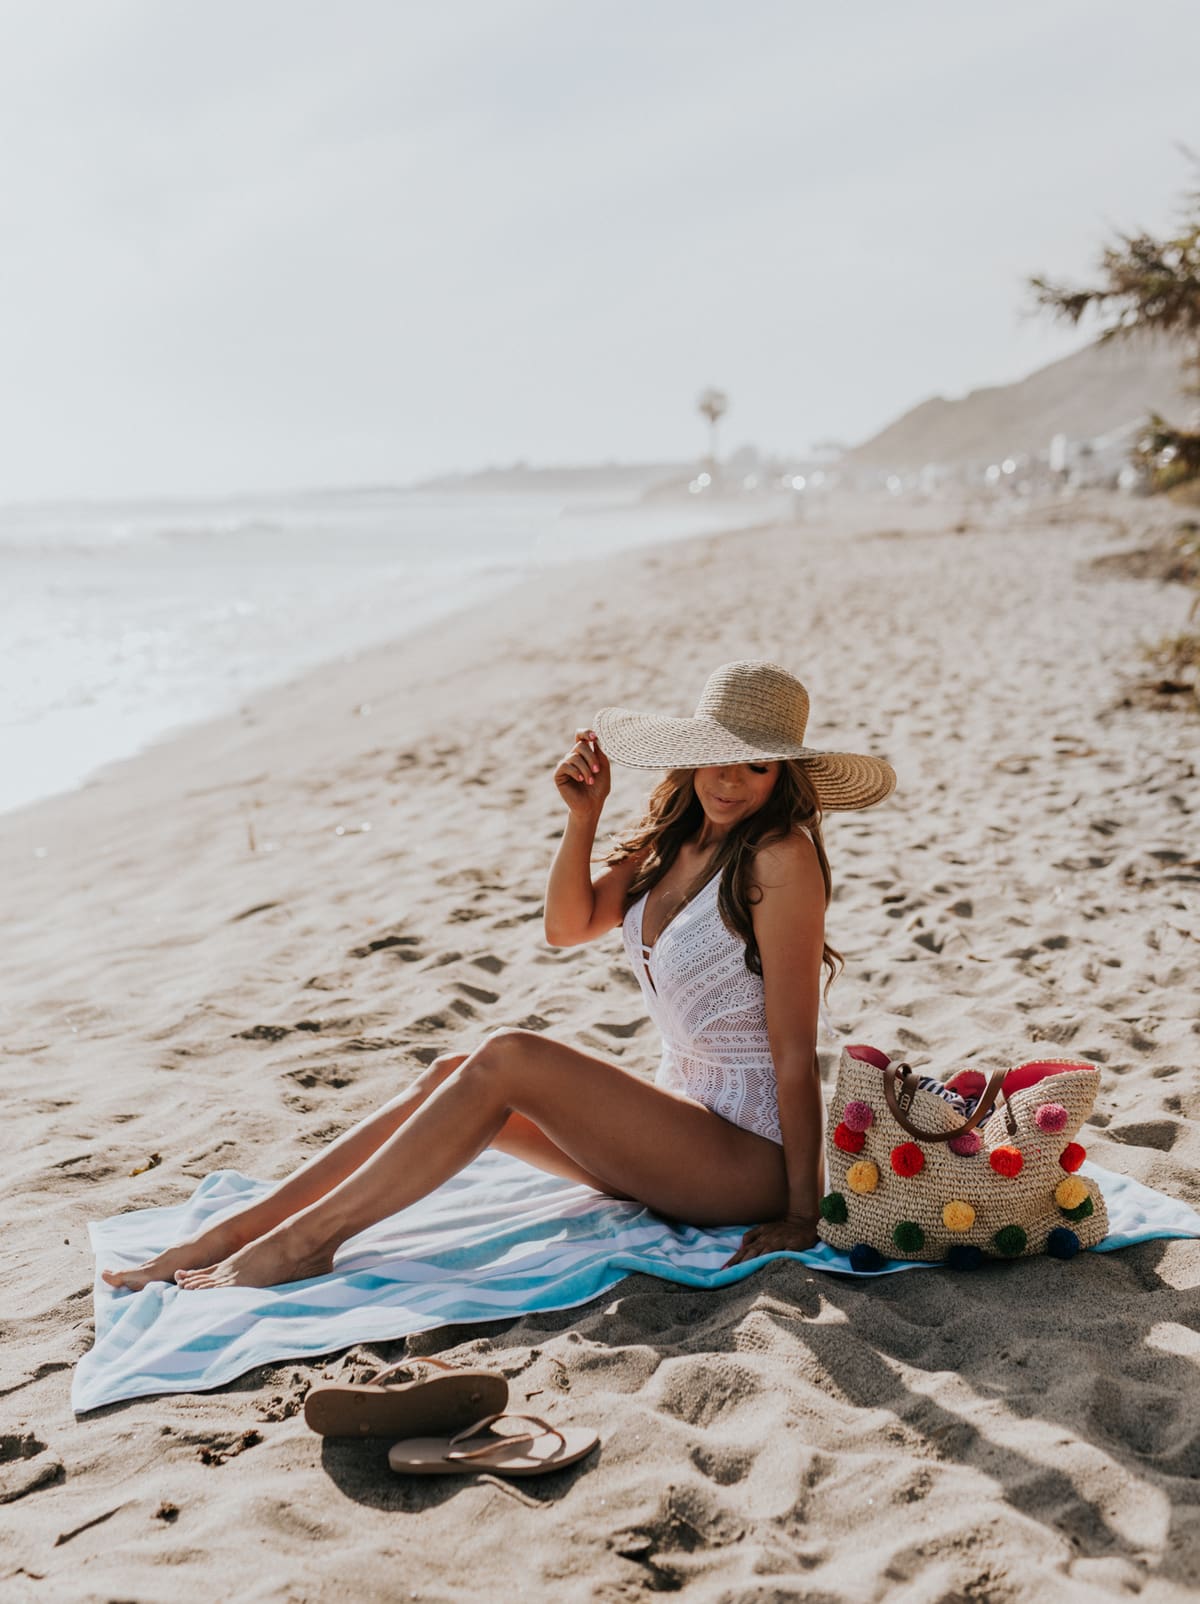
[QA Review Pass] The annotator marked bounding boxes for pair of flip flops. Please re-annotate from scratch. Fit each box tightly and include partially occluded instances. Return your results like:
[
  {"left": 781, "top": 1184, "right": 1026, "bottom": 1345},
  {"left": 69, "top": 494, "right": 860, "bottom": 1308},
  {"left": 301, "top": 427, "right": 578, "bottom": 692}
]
[{"left": 303, "top": 1354, "right": 597, "bottom": 1477}]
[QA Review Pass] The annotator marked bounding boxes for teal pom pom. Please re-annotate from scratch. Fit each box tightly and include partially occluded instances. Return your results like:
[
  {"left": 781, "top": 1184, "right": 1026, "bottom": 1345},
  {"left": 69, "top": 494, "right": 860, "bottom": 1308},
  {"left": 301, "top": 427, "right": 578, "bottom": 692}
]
[
  {"left": 849, "top": 1242, "right": 885, "bottom": 1272},
  {"left": 893, "top": 1221, "right": 925, "bottom": 1253},
  {"left": 819, "top": 1192, "right": 848, "bottom": 1225},
  {"left": 945, "top": 1244, "right": 983, "bottom": 1270},
  {"left": 1046, "top": 1227, "right": 1081, "bottom": 1259},
  {"left": 993, "top": 1224, "right": 1028, "bottom": 1257},
  {"left": 1062, "top": 1196, "right": 1094, "bottom": 1223}
]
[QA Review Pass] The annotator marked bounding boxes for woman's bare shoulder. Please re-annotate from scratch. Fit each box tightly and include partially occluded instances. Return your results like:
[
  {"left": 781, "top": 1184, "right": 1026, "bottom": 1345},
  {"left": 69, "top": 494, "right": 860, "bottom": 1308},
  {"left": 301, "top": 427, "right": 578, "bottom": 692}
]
[{"left": 751, "top": 827, "right": 819, "bottom": 892}]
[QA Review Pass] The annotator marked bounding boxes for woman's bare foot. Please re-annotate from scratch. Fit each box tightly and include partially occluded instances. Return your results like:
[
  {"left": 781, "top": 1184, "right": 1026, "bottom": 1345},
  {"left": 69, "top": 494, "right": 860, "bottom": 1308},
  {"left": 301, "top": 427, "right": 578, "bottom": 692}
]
[
  {"left": 173, "top": 1223, "right": 336, "bottom": 1291},
  {"left": 101, "top": 1215, "right": 253, "bottom": 1291}
]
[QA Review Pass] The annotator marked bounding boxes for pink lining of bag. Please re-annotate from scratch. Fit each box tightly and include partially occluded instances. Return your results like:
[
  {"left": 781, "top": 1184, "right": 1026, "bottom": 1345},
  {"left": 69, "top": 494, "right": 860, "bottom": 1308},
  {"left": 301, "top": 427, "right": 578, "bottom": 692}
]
[{"left": 844, "top": 1043, "right": 1091, "bottom": 1097}]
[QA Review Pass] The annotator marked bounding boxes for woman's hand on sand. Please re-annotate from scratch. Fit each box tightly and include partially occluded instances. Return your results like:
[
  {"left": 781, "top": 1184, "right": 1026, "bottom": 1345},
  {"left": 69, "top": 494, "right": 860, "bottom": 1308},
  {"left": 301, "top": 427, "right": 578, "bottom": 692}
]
[
  {"left": 722, "top": 1214, "right": 819, "bottom": 1268},
  {"left": 554, "top": 727, "right": 611, "bottom": 820}
]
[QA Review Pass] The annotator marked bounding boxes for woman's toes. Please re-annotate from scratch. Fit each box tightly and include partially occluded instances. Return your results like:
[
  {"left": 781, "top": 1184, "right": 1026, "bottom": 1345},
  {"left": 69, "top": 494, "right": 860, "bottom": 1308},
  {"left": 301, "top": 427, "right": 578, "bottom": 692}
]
[
  {"left": 175, "top": 1266, "right": 213, "bottom": 1286},
  {"left": 102, "top": 1266, "right": 150, "bottom": 1290}
]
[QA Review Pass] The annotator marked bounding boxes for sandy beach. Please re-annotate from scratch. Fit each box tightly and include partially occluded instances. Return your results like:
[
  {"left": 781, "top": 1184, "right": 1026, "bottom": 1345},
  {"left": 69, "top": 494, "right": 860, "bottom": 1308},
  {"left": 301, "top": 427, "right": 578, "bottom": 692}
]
[{"left": 3, "top": 491, "right": 1198, "bottom": 1602}]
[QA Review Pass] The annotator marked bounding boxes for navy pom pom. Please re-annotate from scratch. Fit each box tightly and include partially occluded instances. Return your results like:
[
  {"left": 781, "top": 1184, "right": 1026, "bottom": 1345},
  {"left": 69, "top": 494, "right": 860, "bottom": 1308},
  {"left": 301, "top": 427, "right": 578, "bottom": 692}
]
[
  {"left": 945, "top": 1244, "right": 983, "bottom": 1271},
  {"left": 849, "top": 1242, "right": 886, "bottom": 1273},
  {"left": 1046, "top": 1227, "right": 1081, "bottom": 1260}
]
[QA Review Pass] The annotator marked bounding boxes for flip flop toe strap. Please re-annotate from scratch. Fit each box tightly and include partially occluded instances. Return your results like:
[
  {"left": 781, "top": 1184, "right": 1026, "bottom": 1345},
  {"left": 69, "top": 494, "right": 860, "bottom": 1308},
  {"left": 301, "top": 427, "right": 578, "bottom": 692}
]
[
  {"left": 366, "top": 1354, "right": 462, "bottom": 1388},
  {"left": 444, "top": 1412, "right": 565, "bottom": 1462}
]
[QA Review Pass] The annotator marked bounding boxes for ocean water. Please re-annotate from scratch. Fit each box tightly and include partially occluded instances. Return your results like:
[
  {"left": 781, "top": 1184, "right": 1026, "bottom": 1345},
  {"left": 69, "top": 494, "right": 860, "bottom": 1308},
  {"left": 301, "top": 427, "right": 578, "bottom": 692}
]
[{"left": 1, "top": 484, "right": 778, "bottom": 816}]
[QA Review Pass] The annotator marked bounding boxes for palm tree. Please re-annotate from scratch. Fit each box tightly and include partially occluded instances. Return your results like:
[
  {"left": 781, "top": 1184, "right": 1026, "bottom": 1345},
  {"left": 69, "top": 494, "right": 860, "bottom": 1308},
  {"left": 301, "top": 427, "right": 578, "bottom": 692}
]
[
  {"left": 697, "top": 387, "right": 729, "bottom": 470},
  {"left": 1028, "top": 150, "right": 1200, "bottom": 492}
]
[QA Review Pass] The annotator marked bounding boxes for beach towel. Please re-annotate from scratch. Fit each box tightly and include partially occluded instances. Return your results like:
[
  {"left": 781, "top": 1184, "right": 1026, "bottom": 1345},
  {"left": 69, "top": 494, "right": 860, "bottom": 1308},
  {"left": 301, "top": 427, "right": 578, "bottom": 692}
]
[{"left": 74, "top": 1152, "right": 1200, "bottom": 1413}]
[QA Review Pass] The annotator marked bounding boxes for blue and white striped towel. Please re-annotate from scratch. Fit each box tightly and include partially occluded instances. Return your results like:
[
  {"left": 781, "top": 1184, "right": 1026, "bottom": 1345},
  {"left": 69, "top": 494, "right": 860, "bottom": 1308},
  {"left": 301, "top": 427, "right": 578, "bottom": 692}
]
[{"left": 74, "top": 1153, "right": 1200, "bottom": 1412}]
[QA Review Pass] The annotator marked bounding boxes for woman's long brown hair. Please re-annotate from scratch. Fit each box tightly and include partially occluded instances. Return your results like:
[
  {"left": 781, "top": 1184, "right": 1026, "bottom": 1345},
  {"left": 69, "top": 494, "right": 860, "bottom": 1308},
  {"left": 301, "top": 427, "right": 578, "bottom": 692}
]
[{"left": 601, "top": 760, "right": 843, "bottom": 999}]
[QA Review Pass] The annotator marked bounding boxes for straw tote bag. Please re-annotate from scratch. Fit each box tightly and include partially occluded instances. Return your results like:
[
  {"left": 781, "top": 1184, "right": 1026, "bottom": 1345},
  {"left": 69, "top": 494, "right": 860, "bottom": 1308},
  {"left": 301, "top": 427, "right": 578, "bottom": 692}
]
[{"left": 817, "top": 1045, "right": 1109, "bottom": 1268}]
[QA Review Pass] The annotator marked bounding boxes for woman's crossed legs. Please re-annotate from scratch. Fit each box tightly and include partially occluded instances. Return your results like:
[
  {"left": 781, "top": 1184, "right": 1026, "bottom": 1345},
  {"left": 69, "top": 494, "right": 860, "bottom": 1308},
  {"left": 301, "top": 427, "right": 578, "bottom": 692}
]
[{"left": 102, "top": 1029, "right": 788, "bottom": 1291}]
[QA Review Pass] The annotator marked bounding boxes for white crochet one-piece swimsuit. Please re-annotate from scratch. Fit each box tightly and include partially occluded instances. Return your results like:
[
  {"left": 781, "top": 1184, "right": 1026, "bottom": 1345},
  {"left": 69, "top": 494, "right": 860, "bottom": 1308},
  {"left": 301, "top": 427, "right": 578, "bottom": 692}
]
[{"left": 621, "top": 825, "right": 836, "bottom": 1146}]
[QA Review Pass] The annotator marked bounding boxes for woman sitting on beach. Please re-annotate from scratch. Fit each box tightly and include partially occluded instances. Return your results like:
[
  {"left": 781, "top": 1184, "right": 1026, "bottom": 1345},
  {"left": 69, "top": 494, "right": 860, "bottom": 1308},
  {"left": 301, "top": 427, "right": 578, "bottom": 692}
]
[{"left": 103, "top": 660, "right": 895, "bottom": 1292}]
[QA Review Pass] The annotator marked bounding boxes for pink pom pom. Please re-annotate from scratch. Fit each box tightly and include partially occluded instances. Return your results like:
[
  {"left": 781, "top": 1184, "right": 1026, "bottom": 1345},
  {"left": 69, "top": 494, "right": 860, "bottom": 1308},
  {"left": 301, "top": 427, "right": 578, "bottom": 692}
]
[
  {"left": 842, "top": 1100, "right": 874, "bottom": 1133},
  {"left": 1035, "top": 1102, "right": 1069, "bottom": 1134},
  {"left": 948, "top": 1129, "right": 982, "bottom": 1157}
]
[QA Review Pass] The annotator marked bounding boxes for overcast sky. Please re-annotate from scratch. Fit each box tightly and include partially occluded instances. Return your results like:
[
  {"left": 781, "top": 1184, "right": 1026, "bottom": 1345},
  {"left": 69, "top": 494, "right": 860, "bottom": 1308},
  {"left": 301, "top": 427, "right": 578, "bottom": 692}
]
[{"left": 1, "top": 1, "right": 1196, "bottom": 502}]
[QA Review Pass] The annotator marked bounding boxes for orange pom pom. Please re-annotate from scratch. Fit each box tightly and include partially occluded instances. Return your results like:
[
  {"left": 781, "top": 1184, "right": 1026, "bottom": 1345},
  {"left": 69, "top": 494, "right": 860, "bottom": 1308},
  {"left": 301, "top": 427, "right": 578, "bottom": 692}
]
[{"left": 989, "top": 1145, "right": 1024, "bottom": 1178}]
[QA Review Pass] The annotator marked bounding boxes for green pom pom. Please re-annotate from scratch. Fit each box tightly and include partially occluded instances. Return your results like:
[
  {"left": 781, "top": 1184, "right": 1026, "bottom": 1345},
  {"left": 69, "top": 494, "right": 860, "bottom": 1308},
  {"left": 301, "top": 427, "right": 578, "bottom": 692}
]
[
  {"left": 1062, "top": 1196, "right": 1094, "bottom": 1222},
  {"left": 892, "top": 1220, "right": 925, "bottom": 1253},
  {"left": 993, "top": 1224, "right": 1028, "bottom": 1257},
  {"left": 819, "top": 1191, "right": 848, "bottom": 1224}
]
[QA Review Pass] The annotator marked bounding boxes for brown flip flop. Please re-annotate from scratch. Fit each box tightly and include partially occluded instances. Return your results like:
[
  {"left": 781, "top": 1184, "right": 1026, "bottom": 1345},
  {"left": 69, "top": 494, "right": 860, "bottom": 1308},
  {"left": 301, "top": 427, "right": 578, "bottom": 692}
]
[
  {"left": 387, "top": 1410, "right": 598, "bottom": 1477},
  {"left": 303, "top": 1355, "right": 508, "bottom": 1439}
]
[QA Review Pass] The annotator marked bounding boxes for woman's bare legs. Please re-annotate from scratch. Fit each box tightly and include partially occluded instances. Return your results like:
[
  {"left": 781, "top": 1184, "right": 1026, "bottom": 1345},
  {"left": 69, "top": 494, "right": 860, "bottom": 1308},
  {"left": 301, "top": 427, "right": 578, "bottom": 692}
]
[
  {"left": 102, "top": 1047, "right": 629, "bottom": 1291},
  {"left": 166, "top": 1028, "right": 788, "bottom": 1290}
]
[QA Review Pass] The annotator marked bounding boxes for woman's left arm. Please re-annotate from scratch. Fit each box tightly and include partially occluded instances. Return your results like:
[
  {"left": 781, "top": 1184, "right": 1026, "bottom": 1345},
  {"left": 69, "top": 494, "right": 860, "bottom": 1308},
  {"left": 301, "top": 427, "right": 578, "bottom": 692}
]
[{"left": 723, "top": 831, "right": 826, "bottom": 1267}]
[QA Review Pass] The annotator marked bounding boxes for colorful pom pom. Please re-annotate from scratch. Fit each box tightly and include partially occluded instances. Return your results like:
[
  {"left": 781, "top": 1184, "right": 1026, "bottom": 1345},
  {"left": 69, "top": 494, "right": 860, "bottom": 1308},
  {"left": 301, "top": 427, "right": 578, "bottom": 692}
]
[
  {"left": 946, "top": 1070, "right": 987, "bottom": 1099},
  {"left": 846, "top": 1160, "right": 879, "bottom": 1195},
  {"left": 1034, "top": 1102, "right": 1069, "bottom": 1134},
  {"left": 842, "top": 1100, "right": 875, "bottom": 1133},
  {"left": 890, "top": 1142, "right": 925, "bottom": 1178},
  {"left": 948, "top": 1129, "right": 982, "bottom": 1157},
  {"left": 1055, "top": 1177, "right": 1088, "bottom": 1211},
  {"left": 945, "top": 1244, "right": 983, "bottom": 1270},
  {"left": 993, "top": 1224, "right": 1027, "bottom": 1256},
  {"left": 1059, "top": 1142, "right": 1085, "bottom": 1173},
  {"left": 942, "top": 1200, "right": 976, "bottom": 1232},
  {"left": 849, "top": 1243, "right": 886, "bottom": 1272},
  {"left": 1046, "top": 1227, "right": 1081, "bottom": 1260},
  {"left": 1062, "top": 1196, "right": 1094, "bottom": 1223},
  {"left": 833, "top": 1122, "right": 866, "bottom": 1155},
  {"left": 989, "top": 1145, "right": 1024, "bottom": 1178},
  {"left": 893, "top": 1221, "right": 925, "bottom": 1253},
  {"left": 819, "top": 1191, "right": 848, "bottom": 1224}
]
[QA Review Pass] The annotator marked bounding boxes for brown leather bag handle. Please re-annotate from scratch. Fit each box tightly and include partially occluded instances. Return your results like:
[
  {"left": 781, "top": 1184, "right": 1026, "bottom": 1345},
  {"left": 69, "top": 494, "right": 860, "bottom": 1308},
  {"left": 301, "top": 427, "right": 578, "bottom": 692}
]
[{"left": 882, "top": 1063, "right": 1016, "bottom": 1144}]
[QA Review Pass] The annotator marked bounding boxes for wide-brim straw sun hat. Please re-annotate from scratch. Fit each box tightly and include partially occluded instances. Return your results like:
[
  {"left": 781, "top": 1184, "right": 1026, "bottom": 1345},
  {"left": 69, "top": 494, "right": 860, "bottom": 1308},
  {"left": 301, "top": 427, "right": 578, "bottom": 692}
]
[{"left": 594, "top": 660, "right": 896, "bottom": 812}]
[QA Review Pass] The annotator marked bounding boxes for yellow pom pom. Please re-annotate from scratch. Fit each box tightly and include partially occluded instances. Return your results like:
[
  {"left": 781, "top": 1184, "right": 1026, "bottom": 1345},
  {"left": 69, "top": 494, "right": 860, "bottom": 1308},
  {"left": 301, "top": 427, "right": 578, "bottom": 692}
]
[
  {"left": 1055, "top": 1176, "right": 1088, "bottom": 1210},
  {"left": 846, "top": 1160, "right": 879, "bottom": 1195},
  {"left": 942, "top": 1200, "right": 976, "bottom": 1232}
]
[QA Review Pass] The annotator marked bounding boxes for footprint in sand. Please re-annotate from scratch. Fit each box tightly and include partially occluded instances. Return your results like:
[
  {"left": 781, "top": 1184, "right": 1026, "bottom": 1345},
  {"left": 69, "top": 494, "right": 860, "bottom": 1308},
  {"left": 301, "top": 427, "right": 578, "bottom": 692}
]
[
  {"left": 0, "top": 1434, "right": 63, "bottom": 1505},
  {"left": 285, "top": 1063, "right": 355, "bottom": 1091},
  {"left": 229, "top": 901, "right": 282, "bottom": 923},
  {"left": 655, "top": 1356, "right": 766, "bottom": 1429},
  {"left": 454, "top": 982, "right": 500, "bottom": 1005},
  {"left": 1106, "top": 1117, "right": 1180, "bottom": 1151},
  {"left": 689, "top": 1441, "right": 756, "bottom": 1486},
  {"left": 592, "top": 1018, "right": 648, "bottom": 1039},
  {"left": 348, "top": 931, "right": 424, "bottom": 960},
  {"left": 471, "top": 953, "right": 506, "bottom": 975}
]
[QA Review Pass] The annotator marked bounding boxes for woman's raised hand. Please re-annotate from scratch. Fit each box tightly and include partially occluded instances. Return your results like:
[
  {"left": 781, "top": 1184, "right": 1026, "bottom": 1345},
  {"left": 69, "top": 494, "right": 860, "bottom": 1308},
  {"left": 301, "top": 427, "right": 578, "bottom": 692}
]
[{"left": 554, "top": 727, "right": 612, "bottom": 820}]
